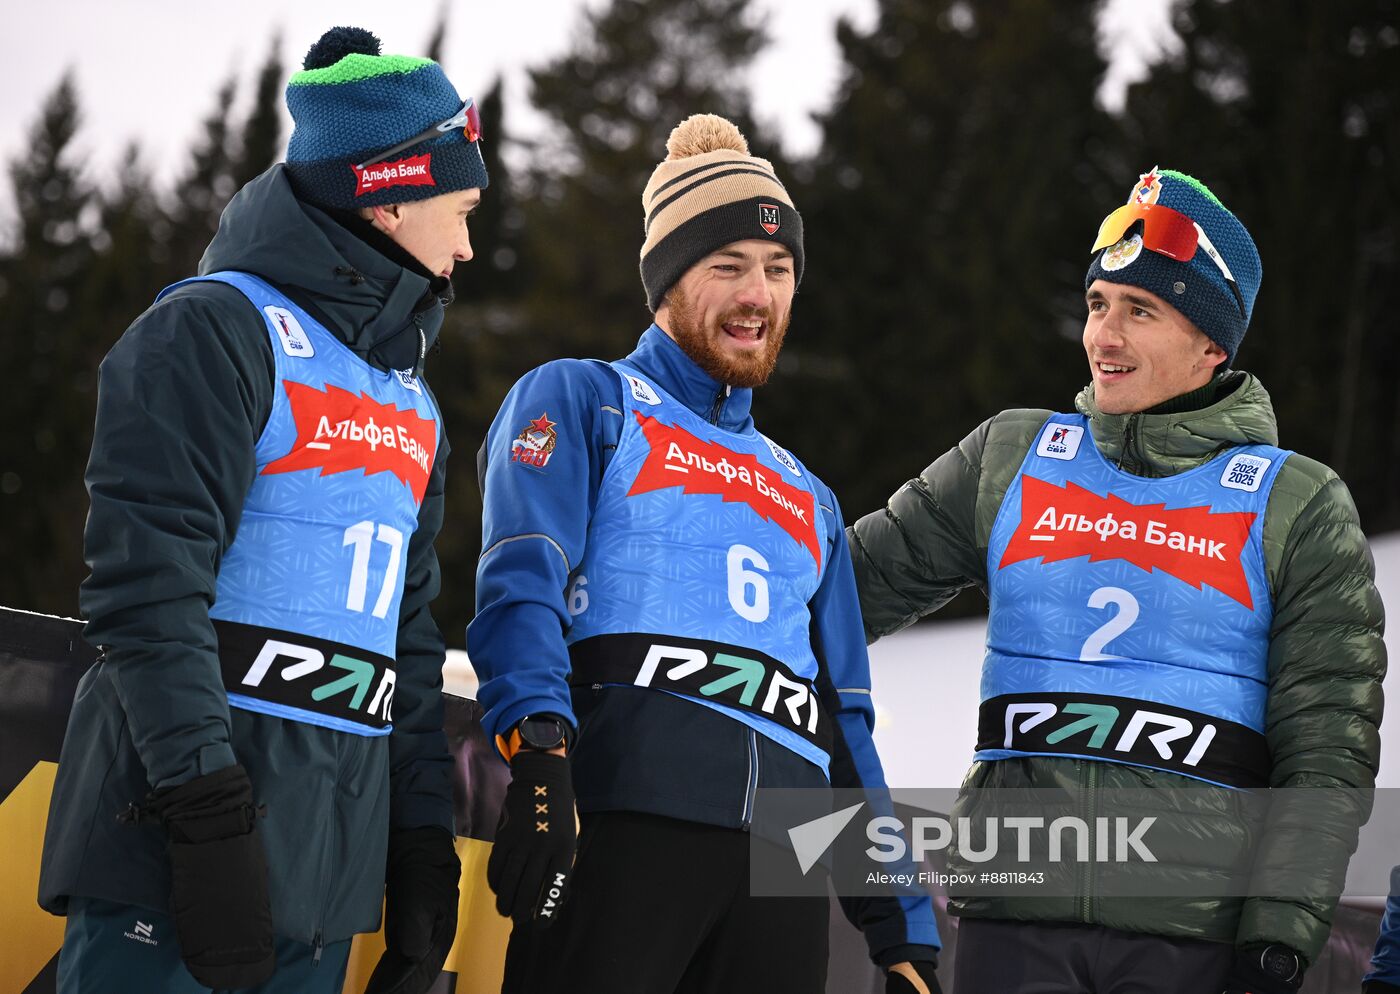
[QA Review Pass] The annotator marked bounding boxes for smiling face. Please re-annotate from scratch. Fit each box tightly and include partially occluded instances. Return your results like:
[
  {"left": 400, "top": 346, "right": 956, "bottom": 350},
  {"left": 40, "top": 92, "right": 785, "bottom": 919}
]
[
  {"left": 654, "top": 239, "right": 795, "bottom": 388},
  {"left": 365, "top": 188, "right": 481, "bottom": 278},
  {"left": 1083, "top": 279, "right": 1228, "bottom": 414}
]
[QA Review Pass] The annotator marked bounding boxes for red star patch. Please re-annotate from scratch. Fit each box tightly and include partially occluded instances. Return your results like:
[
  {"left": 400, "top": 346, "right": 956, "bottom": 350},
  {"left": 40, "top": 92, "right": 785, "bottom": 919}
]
[{"left": 528, "top": 413, "right": 555, "bottom": 435}]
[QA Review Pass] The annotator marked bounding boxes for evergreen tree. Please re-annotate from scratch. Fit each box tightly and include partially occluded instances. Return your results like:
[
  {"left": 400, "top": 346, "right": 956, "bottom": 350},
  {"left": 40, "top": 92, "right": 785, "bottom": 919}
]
[
  {"left": 1117, "top": 0, "right": 1400, "bottom": 528},
  {"left": 231, "top": 42, "right": 285, "bottom": 190},
  {"left": 432, "top": 77, "right": 530, "bottom": 641},
  {"left": 784, "top": 0, "right": 1113, "bottom": 531},
  {"left": 164, "top": 76, "right": 239, "bottom": 277},
  {"left": 516, "top": 0, "right": 778, "bottom": 368},
  {"left": 0, "top": 75, "right": 101, "bottom": 611},
  {"left": 424, "top": 6, "right": 449, "bottom": 64}
]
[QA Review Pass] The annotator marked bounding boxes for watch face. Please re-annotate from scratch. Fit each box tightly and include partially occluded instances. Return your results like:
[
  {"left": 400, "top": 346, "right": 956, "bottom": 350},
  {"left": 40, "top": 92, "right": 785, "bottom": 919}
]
[
  {"left": 1261, "top": 946, "right": 1300, "bottom": 981},
  {"left": 519, "top": 716, "right": 566, "bottom": 750}
]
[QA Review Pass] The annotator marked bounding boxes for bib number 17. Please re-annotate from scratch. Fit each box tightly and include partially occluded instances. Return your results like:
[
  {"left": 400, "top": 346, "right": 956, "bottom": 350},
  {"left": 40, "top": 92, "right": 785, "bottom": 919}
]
[{"left": 342, "top": 521, "right": 404, "bottom": 619}]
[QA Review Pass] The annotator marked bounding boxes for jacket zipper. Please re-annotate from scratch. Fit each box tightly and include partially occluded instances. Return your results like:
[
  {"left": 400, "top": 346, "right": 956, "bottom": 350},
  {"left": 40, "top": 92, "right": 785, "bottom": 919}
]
[
  {"left": 412, "top": 323, "right": 427, "bottom": 379},
  {"left": 709, "top": 386, "right": 729, "bottom": 425},
  {"left": 1078, "top": 759, "right": 1098, "bottom": 922},
  {"left": 312, "top": 738, "right": 342, "bottom": 961},
  {"left": 740, "top": 728, "right": 759, "bottom": 829},
  {"left": 1119, "top": 414, "right": 1143, "bottom": 475}
]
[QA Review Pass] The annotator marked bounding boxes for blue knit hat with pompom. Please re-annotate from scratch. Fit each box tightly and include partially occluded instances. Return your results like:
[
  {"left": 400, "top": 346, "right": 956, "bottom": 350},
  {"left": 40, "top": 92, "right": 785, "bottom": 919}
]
[
  {"left": 1086, "top": 167, "right": 1260, "bottom": 364},
  {"left": 284, "top": 27, "right": 488, "bottom": 210}
]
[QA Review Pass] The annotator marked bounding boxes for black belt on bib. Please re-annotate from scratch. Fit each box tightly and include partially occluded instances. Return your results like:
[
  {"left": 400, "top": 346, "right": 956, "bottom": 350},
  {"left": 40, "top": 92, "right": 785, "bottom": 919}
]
[
  {"left": 569, "top": 633, "right": 832, "bottom": 755},
  {"left": 214, "top": 619, "right": 396, "bottom": 733},
  {"left": 978, "top": 691, "right": 1270, "bottom": 788}
]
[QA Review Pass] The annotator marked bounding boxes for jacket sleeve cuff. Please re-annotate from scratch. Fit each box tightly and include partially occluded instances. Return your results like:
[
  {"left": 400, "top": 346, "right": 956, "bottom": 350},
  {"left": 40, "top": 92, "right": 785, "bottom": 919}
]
[{"left": 874, "top": 944, "right": 939, "bottom": 969}]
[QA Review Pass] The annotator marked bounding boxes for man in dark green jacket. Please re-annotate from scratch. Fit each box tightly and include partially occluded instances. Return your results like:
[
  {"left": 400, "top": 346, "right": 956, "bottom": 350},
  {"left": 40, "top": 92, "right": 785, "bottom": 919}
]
[
  {"left": 38, "top": 27, "right": 483, "bottom": 994},
  {"left": 849, "top": 168, "right": 1385, "bottom": 994}
]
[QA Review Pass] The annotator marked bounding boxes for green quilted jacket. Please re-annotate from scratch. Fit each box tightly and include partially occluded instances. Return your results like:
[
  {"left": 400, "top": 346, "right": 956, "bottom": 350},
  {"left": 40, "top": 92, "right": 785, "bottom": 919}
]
[{"left": 848, "top": 371, "right": 1386, "bottom": 964}]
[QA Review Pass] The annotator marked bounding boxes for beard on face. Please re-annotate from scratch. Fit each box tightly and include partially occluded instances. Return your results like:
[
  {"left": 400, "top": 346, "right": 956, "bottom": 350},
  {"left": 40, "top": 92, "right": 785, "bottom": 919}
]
[{"left": 664, "top": 284, "right": 791, "bottom": 389}]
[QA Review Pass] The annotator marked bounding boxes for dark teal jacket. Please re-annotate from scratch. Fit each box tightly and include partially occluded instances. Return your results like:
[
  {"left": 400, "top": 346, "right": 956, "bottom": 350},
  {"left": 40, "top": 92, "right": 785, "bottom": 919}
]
[{"left": 38, "top": 165, "right": 454, "bottom": 946}]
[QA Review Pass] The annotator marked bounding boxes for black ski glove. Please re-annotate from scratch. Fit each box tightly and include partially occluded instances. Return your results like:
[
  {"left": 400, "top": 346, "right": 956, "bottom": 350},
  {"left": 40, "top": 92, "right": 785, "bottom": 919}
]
[
  {"left": 364, "top": 826, "right": 461, "bottom": 994},
  {"left": 127, "top": 764, "right": 275, "bottom": 989},
  {"left": 1364, "top": 982, "right": 1400, "bottom": 993},
  {"left": 1221, "top": 944, "right": 1305, "bottom": 994},
  {"left": 486, "top": 750, "right": 576, "bottom": 924},
  {"left": 887, "top": 959, "right": 943, "bottom": 994}
]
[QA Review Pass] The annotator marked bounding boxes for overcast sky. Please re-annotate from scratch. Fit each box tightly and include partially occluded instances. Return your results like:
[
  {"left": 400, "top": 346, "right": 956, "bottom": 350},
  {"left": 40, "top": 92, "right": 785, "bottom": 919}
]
[{"left": 0, "top": 0, "right": 1174, "bottom": 216}]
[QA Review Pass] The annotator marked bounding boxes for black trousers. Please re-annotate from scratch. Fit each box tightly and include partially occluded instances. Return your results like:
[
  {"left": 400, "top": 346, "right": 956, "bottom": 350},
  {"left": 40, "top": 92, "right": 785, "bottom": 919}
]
[
  {"left": 502, "top": 810, "right": 830, "bottom": 994},
  {"left": 952, "top": 918, "right": 1234, "bottom": 994}
]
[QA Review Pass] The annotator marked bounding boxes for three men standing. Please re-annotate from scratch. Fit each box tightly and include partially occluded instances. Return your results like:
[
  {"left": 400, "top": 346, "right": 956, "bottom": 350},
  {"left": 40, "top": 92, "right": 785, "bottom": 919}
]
[{"left": 850, "top": 168, "right": 1386, "bottom": 994}]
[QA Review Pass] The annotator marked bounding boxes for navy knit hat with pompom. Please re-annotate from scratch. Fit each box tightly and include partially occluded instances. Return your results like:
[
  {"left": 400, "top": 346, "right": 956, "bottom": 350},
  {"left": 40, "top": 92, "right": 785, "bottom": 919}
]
[
  {"left": 1086, "top": 168, "right": 1260, "bottom": 364},
  {"left": 284, "top": 27, "right": 488, "bottom": 210}
]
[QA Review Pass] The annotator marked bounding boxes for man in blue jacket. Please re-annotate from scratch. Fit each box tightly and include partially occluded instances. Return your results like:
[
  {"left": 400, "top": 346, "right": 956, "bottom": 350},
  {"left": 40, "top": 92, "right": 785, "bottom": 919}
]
[
  {"left": 39, "top": 27, "right": 480, "bottom": 994},
  {"left": 469, "top": 113, "right": 940, "bottom": 994}
]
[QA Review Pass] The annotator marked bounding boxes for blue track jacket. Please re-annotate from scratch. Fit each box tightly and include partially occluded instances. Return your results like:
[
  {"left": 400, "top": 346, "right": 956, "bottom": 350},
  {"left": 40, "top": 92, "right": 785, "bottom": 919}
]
[{"left": 468, "top": 325, "right": 939, "bottom": 966}]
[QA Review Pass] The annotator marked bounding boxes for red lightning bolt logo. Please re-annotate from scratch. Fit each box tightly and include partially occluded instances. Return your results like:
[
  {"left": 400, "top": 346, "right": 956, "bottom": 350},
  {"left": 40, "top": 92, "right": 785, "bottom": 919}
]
[
  {"left": 627, "top": 412, "right": 821, "bottom": 567},
  {"left": 262, "top": 380, "right": 438, "bottom": 504},
  {"left": 999, "top": 476, "right": 1257, "bottom": 608}
]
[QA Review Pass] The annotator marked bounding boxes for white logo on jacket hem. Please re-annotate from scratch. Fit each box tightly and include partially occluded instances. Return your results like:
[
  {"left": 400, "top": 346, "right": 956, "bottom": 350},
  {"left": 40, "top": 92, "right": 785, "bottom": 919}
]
[
  {"left": 1036, "top": 424, "right": 1084, "bottom": 461},
  {"left": 1220, "top": 453, "right": 1271, "bottom": 492},
  {"left": 264, "top": 305, "right": 315, "bottom": 358},
  {"left": 626, "top": 375, "right": 662, "bottom": 406}
]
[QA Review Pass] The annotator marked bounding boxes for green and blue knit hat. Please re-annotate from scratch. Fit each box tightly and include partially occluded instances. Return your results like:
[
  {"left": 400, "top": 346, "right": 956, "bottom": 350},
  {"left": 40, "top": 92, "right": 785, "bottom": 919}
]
[
  {"left": 1086, "top": 167, "right": 1261, "bottom": 364},
  {"left": 285, "top": 27, "right": 488, "bottom": 210}
]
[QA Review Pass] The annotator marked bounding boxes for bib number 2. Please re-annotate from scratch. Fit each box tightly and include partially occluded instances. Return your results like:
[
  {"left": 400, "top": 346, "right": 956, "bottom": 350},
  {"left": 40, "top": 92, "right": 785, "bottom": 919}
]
[{"left": 1080, "top": 586, "right": 1139, "bottom": 661}]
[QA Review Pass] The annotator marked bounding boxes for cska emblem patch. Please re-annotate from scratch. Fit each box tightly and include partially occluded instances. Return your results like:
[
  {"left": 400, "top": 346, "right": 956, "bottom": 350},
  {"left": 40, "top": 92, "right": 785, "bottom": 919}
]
[
  {"left": 758, "top": 203, "right": 781, "bottom": 235},
  {"left": 1131, "top": 166, "right": 1162, "bottom": 205},
  {"left": 512, "top": 413, "right": 558, "bottom": 469}
]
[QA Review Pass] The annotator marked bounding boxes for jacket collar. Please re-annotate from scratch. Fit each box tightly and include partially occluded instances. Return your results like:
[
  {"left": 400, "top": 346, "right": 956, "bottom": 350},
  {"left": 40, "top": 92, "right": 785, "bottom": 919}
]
[
  {"left": 1075, "top": 370, "right": 1279, "bottom": 476},
  {"left": 622, "top": 325, "right": 755, "bottom": 433},
  {"left": 198, "top": 165, "right": 446, "bottom": 371}
]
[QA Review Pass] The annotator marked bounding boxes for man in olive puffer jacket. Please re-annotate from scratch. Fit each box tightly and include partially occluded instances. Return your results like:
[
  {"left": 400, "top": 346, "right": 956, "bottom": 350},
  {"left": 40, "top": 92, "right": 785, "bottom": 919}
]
[{"left": 849, "top": 168, "right": 1385, "bottom": 994}]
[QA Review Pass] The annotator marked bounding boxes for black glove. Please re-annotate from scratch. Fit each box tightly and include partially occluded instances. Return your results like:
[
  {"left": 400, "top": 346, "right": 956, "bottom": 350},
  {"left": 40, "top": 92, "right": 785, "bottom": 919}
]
[
  {"left": 364, "top": 826, "right": 461, "bottom": 994},
  {"left": 127, "top": 764, "right": 275, "bottom": 989},
  {"left": 1222, "top": 944, "right": 1305, "bottom": 994},
  {"left": 1364, "top": 982, "right": 1400, "bottom": 993},
  {"left": 486, "top": 750, "right": 576, "bottom": 924},
  {"left": 887, "top": 959, "right": 943, "bottom": 994}
]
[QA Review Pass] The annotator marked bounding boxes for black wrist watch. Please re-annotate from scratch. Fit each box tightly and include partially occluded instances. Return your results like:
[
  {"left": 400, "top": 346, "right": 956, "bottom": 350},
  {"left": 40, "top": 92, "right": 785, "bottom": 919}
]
[
  {"left": 1257, "top": 944, "right": 1303, "bottom": 985},
  {"left": 516, "top": 714, "right": 569, "bottom": 752}
]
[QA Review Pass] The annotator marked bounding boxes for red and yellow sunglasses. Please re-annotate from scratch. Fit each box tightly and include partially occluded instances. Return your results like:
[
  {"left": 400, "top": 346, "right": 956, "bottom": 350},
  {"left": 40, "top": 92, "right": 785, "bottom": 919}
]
[{"left": 1091, "top": 201, "right": 1246, "bottom": 318}]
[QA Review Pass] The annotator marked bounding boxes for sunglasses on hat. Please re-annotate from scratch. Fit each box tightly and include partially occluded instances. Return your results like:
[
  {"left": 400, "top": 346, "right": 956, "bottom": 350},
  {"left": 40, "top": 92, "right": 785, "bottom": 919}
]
[
  {"left": 353, "top": 98, "right": 482, "bottom": 171},
  {"left": 1091, "top": 201, "right": 1246, "bottom": 318}
]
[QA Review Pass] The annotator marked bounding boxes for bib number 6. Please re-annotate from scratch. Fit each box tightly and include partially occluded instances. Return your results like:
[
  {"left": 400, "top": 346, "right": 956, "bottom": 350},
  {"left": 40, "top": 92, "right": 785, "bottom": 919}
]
[{"left": 727, "top": 544, "right": 770, "bottom": 623}]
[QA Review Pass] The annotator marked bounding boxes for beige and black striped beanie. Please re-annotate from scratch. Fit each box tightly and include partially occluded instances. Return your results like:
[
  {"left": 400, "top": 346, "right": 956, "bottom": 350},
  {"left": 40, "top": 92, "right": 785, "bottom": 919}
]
[{"left": 640, "top": 114, "right": 804, "bottom": 312}]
